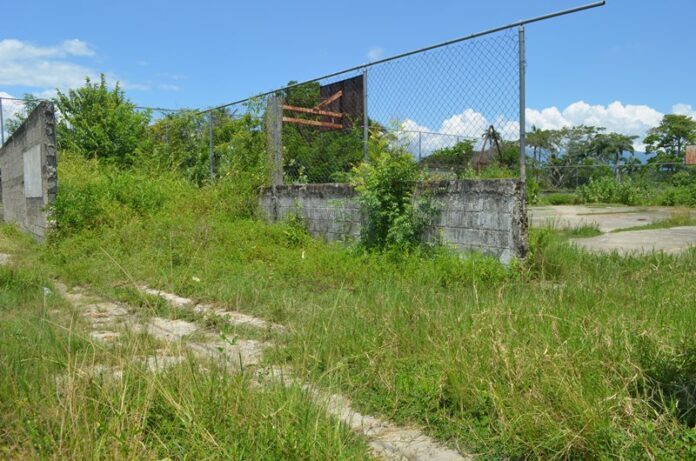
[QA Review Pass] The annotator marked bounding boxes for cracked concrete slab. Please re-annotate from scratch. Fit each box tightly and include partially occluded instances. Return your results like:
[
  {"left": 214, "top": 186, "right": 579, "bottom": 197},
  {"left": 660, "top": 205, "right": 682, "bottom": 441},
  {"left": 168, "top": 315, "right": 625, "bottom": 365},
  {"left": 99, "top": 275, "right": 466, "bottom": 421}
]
[
  {"left": 146, "top": 317, "right": 198, "bottom": 341},
  {"left": 57, "top": 281, "right": 472, "bottom": 460},
  {"left": 188, "top": 337, "right": 267, "bottom": 368},
  {"left": 141, "top": 286, "right": 284, "bottom": 332},
  {"left": 322, "top": 392, "right": 469, "bottom": 461},
  {"left": 89, "top": 330, "right": 121, "bottom": 343},
  {"left": 530, "top": 205, "right": 696, "bottom": 232},
  {"left": 81, "top": 302, "right": 130, "bottom": 326},
  {"left": 571, "top": 226, "right": 696, "bottom": 255}
]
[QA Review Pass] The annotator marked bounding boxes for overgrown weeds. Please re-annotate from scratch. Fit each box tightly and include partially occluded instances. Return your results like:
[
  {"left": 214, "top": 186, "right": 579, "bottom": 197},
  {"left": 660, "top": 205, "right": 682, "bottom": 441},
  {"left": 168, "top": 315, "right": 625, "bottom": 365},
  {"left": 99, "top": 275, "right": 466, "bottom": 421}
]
[{"left": 6, "top": 150, "right": 696, "bottom": 459}]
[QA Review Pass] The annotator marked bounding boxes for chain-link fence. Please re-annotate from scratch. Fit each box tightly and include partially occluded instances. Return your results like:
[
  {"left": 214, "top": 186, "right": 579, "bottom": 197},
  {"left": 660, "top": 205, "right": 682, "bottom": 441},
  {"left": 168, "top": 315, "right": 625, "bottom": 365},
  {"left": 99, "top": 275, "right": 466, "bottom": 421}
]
[
  {"left": 201, "top": 26, "right": 523, "bottom": 185},
  {"left": 534, "top": 163, "right": 696, "bottom": 193},
  {"left": 3, "top": 4, "right": 610, "bottom": 189},
  {"left": 0, "top": 96, "right": 45, "bottom": 144}
]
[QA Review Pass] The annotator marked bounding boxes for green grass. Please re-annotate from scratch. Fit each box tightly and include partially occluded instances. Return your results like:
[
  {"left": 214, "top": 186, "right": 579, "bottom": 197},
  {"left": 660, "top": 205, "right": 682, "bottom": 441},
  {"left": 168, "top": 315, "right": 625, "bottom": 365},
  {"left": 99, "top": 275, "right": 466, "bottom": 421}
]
[
  {"left": 556, "top": 223, "right": 603, "bottom": 239},
  {"left": 0, "top": 237, "right": 371, "bottom": 460},
  {"left": 4, "top": 155, "right": 696, "bottom": 459},
  {"left": 611, "top": 213, "right": 696, "bottom": 233}
]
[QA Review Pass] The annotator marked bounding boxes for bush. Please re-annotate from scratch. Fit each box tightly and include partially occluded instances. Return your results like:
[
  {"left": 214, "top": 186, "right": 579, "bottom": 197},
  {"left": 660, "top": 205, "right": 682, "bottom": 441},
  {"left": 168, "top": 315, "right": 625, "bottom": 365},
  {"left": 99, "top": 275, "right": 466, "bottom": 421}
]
[
  {"left": 540, "top": 192, "right": 578, "bottom": 205},
  {"left": 654, "top": 184, "right": 696, "bottom": 207},
  {"left": 420, "top": 139, "right": 475, "bottom": 168},
  {"left": 350, "top": 132, "right": 427, "bottom": 249},
  {"left": 51, "top": 153, "right": 190, "bottom": 236},
  {"left": 577, "top": 177, "right": 642, "bottom": 205},
  {"left": 56, "top": 75, "right": 150, "bottom": 167}
]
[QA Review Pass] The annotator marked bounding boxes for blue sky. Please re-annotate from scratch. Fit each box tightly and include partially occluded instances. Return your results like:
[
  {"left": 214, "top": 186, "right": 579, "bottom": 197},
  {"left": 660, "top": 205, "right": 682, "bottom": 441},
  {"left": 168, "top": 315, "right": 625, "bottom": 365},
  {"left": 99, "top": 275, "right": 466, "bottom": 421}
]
[{"left": 1, "top": 0, "right": 695, "bottom": 149}]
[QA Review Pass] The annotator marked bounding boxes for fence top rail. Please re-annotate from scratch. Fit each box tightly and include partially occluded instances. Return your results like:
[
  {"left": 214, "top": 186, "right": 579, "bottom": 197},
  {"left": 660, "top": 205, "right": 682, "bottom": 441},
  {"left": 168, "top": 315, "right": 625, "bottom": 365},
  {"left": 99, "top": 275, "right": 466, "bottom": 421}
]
[
  {"left": 537, "top": 162, "right": 695, "bottom": 168},
  {"left": 0, "top": 97, "right": 183, "bottom": 115},
  {"left": 199, "top": 1, "right": 605, "bottom": 114}
]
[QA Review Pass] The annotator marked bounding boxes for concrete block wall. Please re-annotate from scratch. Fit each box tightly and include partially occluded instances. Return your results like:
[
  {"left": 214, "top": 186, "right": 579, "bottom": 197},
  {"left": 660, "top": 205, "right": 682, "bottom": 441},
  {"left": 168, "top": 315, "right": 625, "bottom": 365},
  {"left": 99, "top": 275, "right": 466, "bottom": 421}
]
[
  {"left": 0, "top": 102, "right": 58, "bottom": 240},
  {"left": 259, "top": 179, "right": 527, "bottom": 262},
  {"left": 259, "top": 184, "right": 362, "bottom": 242},
  {"left": 416, "top": 180, "right": 527, "bottom": 263}
]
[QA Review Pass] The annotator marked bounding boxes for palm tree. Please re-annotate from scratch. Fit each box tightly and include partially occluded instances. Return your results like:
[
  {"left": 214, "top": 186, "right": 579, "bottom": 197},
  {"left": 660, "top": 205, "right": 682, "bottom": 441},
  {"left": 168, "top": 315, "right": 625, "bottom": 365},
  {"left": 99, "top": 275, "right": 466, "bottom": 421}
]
[
  {"left": 526, "top": 125, "right": 554, "bottom": 180},
  {"left": 590, "top": 133, "right": 637, "bottom": 181}
]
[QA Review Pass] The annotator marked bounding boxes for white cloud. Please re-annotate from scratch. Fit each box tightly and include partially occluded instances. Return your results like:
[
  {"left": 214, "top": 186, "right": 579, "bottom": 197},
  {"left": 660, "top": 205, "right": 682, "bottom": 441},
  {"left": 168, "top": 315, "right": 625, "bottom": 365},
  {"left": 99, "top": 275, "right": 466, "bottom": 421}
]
[
  {"left": 393, "top": 100, "right": 689, "bottom": 156},
  {"left": 0, "top": 38, "right": 146, "bottom": 93},
  {"left": 0, "top": 38, "right": 95, "bottom": 61},
  {"left": 367, "top": 47, "right": 384, "bottom": 62},
  {"left": 440, "top": 109, "right": 489, "bottom": 137},
  {"left": 526, "top": 101, "right": 665, "bottom": 151},
  {"left": 673, "top": 103, "right": 696, "bottom": 119},
  {"left": 396, "top": 109, "right": 515, "bottom": 156},
  {"left": 525, "top": 106, "right": 569, "bottom": 131}
]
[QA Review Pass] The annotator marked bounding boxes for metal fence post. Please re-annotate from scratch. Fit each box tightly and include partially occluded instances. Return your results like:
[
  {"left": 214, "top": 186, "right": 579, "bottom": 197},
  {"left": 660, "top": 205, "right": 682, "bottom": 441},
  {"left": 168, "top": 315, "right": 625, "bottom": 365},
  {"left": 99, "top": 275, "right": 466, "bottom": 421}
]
[
  {"left": 518, "top": 25, "right": 526, "bottom": 184},
  {"left": 418, "top": 131, "right": 422, "bottom": 161},
  {"left": 266, "top": 94, "right": 283, "bottom": 186},
  {"left": 362, "top": 67, "right": 369, "bottom": 161},
  {"left": 0, "top": 98, "right": 5, "bottom": 145},
  {"left": 209, "top": 112, "right": 214, "bottom": 182}
]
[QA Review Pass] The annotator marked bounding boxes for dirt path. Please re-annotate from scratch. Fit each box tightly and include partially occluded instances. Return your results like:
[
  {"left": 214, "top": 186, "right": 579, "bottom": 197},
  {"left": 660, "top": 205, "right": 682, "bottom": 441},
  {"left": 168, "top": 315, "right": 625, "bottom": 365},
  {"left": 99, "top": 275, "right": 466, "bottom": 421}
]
[{"left": 53, "top": 278, "right": 470, "bottom": 461}]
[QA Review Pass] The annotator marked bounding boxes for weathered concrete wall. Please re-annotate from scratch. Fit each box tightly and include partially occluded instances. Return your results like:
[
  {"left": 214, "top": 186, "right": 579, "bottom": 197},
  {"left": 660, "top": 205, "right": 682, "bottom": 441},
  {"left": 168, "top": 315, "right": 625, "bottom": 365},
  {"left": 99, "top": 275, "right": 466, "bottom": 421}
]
[
  {"left": 0, "top": 102, "right": 57, "bottom": 240},
  {"left": 417, "top": 180, "right": 527, "bottom": 263},
  {"left": 259, "top": 179, "right": 527, "bottom": 262},
  {"left": 259, "top": 184, "right": 362, "bottom": 242}
]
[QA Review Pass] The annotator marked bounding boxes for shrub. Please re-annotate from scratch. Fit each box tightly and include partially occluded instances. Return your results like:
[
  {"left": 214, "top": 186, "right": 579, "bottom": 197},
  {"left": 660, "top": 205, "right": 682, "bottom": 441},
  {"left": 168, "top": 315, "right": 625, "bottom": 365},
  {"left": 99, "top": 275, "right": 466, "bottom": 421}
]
[
  {"left": 541, "top": 192, "right": 578, "bottom": 205},
  {"left": 577, "top": 177, "right": 642, "bottom": 205},
  {"left": 51, "top": 153, "right": 188, "bottom": 236},
  {"left": 350, "top": 132, "right": 427, "bottom": 249},
  {"left": 420, "top": 139, "right": 475, "bottom": 168},
  {"left": 655, "top": 184, "right": 696, "bottom": 207},
  {"left": 56, "top": 75, "right": 150, "bottom": 167}
]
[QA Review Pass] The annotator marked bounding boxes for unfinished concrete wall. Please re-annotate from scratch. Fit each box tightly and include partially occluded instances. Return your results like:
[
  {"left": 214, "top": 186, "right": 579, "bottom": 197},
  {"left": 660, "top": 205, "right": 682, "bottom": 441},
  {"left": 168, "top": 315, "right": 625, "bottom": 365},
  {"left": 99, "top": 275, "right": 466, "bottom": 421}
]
[
  {"left": 0, "top": 102, "right": 57, "bottom": 240},
  {"left": 259, "top": 179, "right": 527, "bottom": 262},
  {"left": 259, "top": 184, "right": 362, "bottom": 241}
]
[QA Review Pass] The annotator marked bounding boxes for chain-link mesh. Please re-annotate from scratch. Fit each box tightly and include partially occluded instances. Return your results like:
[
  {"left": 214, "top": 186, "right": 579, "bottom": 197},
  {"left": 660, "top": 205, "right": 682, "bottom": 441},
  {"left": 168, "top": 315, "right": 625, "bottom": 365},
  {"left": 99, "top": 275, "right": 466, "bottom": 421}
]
[
  {"left": 0, "top": 97, "right": 45, "bottom": 144},
  {"left": 368, "top": 29, "right": 520, "bottom": 173},
  {"left": 534, "top": 163, "right": 696, "bottom": 193},
  {"left": 199, "top": 27, "right": 521, "bottom": 185}
]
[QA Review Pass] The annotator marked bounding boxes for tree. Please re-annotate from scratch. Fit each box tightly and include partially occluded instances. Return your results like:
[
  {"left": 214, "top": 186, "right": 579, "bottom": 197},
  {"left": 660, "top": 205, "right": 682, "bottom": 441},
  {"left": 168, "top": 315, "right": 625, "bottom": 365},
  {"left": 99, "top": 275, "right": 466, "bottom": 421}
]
[
  {"left": 590, "top": 132, "right": 637, "bottom": 180},
  {"left": 527, "top": 125, "right": 546, "bottom": 166},
  {"left": 5, "top": 93, "right": 41, "bottom": 135},
  {"left": 644, "top": 114, "right": 696, "bottom": 164},
  {"left": 421, "top": 139, "right": 475, "bottom": 169},
  {"left": 541, "top": 126, "right": 603, "bottom": 188},
  {"left": 56, "top": 74, "right": 150, "bottom": 167}
]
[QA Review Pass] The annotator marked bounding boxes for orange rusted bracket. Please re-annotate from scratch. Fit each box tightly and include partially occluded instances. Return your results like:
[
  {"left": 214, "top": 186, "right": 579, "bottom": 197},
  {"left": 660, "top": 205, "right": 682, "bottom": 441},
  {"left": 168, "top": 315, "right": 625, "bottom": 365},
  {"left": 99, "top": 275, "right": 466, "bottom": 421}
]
[
  {"left": 314, "top": 90, "right": 343, "bottom": 110},
  {"left": 282, "top": 90, "right": 344, "bottom": 130},
  {"left": 282, "top": 117, "right": 343, "bottom": 130},
  {"left": 282, "top": 104, "right": 343, "bottom": 118}
]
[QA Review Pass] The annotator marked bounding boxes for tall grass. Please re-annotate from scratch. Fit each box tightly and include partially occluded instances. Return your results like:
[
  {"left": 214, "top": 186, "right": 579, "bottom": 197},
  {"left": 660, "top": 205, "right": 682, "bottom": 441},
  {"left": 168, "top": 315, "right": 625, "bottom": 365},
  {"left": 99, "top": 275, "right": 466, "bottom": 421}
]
[
  {"left": 6, "top": 154, "right": 696, "bottom": 459},
  {"left": 0, "top": 258, "right": 370, "bottom": 459}
]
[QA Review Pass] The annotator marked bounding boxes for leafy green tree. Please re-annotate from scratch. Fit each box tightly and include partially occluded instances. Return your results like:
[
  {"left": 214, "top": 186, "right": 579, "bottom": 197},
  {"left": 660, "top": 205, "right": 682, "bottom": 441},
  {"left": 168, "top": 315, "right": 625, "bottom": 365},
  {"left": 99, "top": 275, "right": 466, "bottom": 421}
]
[
  {"left": 590, "top": 132, "right": 637, "bottom": 180},
  {"left": 5, "top": 93, "right": 41, "bottom": 135},
  {"left": 350, "top": 128, "right": 425, "bottom": 249},
  {"left": 145, "top": 103, "right": 267, "bottom": 185},
  {"left": 541, "top": 126, "right": 604, "bottom": 188},
  {"left": 421, "top": 139, "right": 475, "bottom": 168},
  {"left": 526, "top": 125, "right": 554, "bottom": 167},
  {"left": 56, "top": 74, "right": 150, "bottom": 167},
  {"left": 644, "top": 114, "right": 696, "bottom": 164}
]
